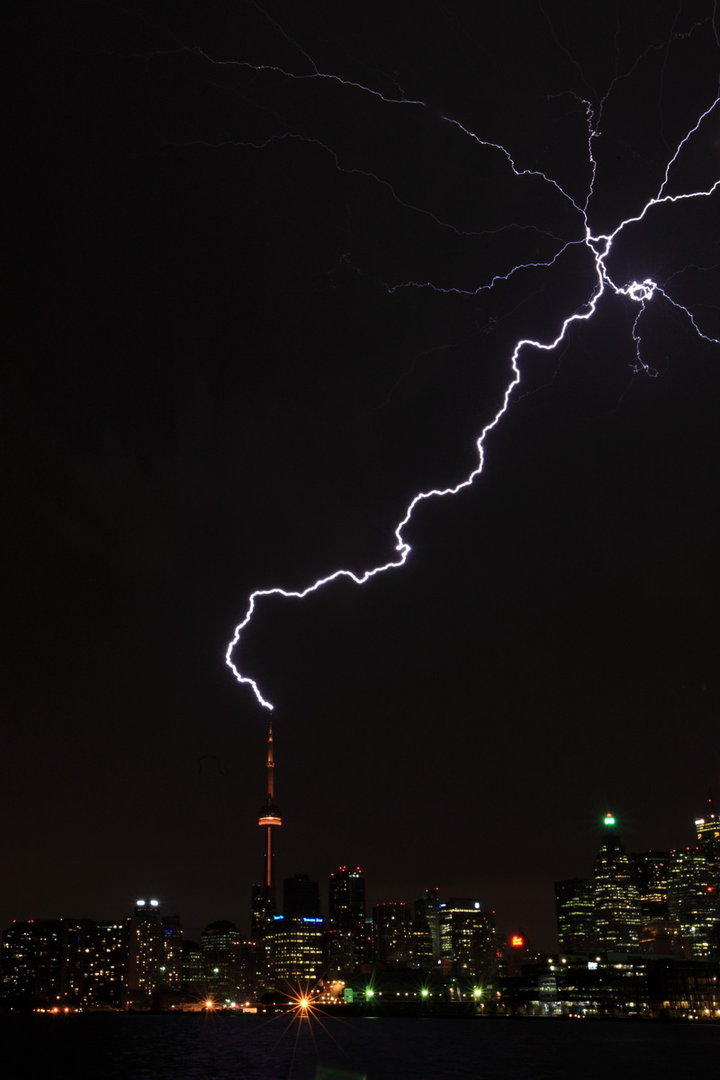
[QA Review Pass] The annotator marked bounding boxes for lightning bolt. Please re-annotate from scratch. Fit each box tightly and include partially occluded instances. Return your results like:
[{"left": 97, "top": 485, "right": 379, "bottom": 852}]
[{"left": 219, "top": 13, "right": 720, "bottom": 711}]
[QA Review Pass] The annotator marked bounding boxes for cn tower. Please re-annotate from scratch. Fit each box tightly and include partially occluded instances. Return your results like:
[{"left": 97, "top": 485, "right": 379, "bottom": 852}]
[{"left": 251, "top": 718, "right": 283, "bottom": 939}]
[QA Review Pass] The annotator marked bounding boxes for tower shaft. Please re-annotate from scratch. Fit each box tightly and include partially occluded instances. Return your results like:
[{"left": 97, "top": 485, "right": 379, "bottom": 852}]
[{"left": 254, "top": 719, "right": 282, "bottom": 935}]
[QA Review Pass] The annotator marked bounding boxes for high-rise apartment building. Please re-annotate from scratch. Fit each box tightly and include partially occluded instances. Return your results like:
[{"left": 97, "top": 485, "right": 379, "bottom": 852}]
[
  {"left": 89, "top": 920, "right": 128, "bottom": 1006},
  {"left": 61, "top": 918, "right": 97, "bottom": 1006},
  {"left": 0, "top": 920, "right": 63, "bottom": 1008},
  {"left": 1, "top": 916, "right": 131, "bottom": 1009},
  {"left": 126, "top": 900, "right": 164, "bottom": 1007}
]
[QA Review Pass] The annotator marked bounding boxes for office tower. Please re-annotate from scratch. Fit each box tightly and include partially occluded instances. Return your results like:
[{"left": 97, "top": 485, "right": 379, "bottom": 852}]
[
  {"left": 439, "top": 899, "right": 496, "bottom": 979},
  {"left": 667, "top": 847, "right": 718, "bottom": 958},
  {"left": 233, "top": 940, "right": 267, "bottom": 1000},
  {"left": 201, "top": 920, "right": 244, "bottom": 1002},
  {"left": 252, "top": 719, "right": 283, "bottom": 940},
  {"left": 268, "top": 916, "right": 325, "bottom": 985},
  {"left": 629, "top": 852, "right": 670, "bottom": 920},
  {"left": 695, "top": 804, "right": 720, "bottom": 868},
  {"left": 372, "top": 902, "right": 413, "bottom": 965},
  {"left": 693, "top": 802, "right": 720, "bottom": 954},
  {"left": 284, "top": 874, "right": 321, "bottom": 920},
  {"left": 327, "top": 866, "right": 366, "bottom": 973},
  {"left": 266, "top": 872, "right": 325, "bottom": 986},
  {"left": 410, "top": 905, "right": 434, "bottom": 968},
  {"left": 628, "top": 850, "right": 682, "bottom": 955},
  {"left": 181, "top": 940, "right": 204, "bottom": 995},
  {"left": 126, "top": 899, "right": 164, "bottom": 1007},
  {"left": 592, "top": 813, "right": 641, "bottom": 952},
  {"left": 413, "top": 887, "right": 442, "bottom": 967},
  {"left": 555, "top": 878, "right": 594, "bottom": 954}
]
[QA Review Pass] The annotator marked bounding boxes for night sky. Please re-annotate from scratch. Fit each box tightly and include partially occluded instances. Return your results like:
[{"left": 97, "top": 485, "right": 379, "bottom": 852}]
[{"left": 6, "top": 1, "right": 720, "bottom": 949}]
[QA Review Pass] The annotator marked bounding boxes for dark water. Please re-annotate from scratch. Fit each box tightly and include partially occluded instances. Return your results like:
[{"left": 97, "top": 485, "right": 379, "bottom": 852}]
[{"left": 3, "top": 1014, "right": 718, "bottom": 1080}]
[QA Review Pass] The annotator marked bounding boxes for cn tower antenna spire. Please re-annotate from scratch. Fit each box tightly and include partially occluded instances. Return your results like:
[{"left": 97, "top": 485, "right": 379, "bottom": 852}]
[{"left": 266, "top": 717, "right": 275, "bottom": 800}]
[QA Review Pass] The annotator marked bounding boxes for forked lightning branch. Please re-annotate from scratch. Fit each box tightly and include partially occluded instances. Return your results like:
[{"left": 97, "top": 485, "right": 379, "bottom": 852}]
[{"left": 219, "top": 31, "right": 720, "bottom": 711}]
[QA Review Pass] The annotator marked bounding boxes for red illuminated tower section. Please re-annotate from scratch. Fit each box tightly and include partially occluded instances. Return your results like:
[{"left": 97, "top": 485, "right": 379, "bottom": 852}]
[{"left": 251, "top": 719, "right": 283, "bottom": 940}]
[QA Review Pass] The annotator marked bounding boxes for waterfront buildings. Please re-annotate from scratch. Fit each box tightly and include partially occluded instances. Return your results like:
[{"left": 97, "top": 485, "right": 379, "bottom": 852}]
[
  {"left": 2, "top": 740, "right": 718, "bottom": 1016},
  {"left": 0, "top": 903, "right": 181, "bottom": 1010}
]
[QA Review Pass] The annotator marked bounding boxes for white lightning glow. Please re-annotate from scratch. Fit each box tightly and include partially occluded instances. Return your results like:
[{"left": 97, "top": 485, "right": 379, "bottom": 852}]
[{"left": 219, "top": 26, "right": 720, "bottom": 711}]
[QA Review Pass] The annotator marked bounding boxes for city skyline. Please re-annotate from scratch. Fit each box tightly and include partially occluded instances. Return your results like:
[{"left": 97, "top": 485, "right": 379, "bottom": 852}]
[
  {"left": 1, "top": 711, "right": 716, "bottom": 950},
  {"left": 3, "top": 790, "right": 718, "bottom": 1013},
  {"left": 5, "top": 1, "right": 720, "bottom": 952}
]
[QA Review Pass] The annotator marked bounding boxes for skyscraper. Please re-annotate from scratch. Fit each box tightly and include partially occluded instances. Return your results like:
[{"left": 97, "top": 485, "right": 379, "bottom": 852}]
[
  {"left": 413, "top": 887, "right": 442, "bottom": 967},
  {"left": 284, "top": 874, "right": 321, "bottom": 920},
  {"left": 327, "top": 866, "right": 366, "bottom": 973},
  {"left": 629, "top": 851, "right": 670, "bottom": 920},
  {"left": 267, "top": 874, "right": 325, "bottom": 985},
  {"left": 90, "top": 920, "right": 128, "bottom": 1007},
  {"left": 126, "top": 900, "right": 164, "bottom": 1008},
  {"left": 439, "top": 899, "right": 496, "bottom": 979},
  {"left": 251, "top": 719, "right": 283, "bottom": 940},
  {"left": 201, "top": 920, "right": 253, "bottom": 1002},
  {"left": 268, "top": 917, "right": 325, "bottom": 985},
  {"left": 592, "top": 812, "right": 641, "bottom": 952},
  {"left": 555, "top": 878, "right": 594, "bottom": 954},
  {"left": 627, "top": 851, "right": 679, "bottom": 957},
  {"left": 695, "top": 804, "right": 720, "bottom": 868},
  {"left": 372, "top": 902, "right": 412, "bottom": 965},
  {"left": 667, "top": 846, "right": 718, "bottom": 958},
  {"left": 160, "top": 914, "right": 183, "bottom": 990},
  {"left": 201, "top": 920, "right": 239, "bottom": 999},
  {"left": 0, "top": 920, "right": 63, "bottom": 1008}
]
